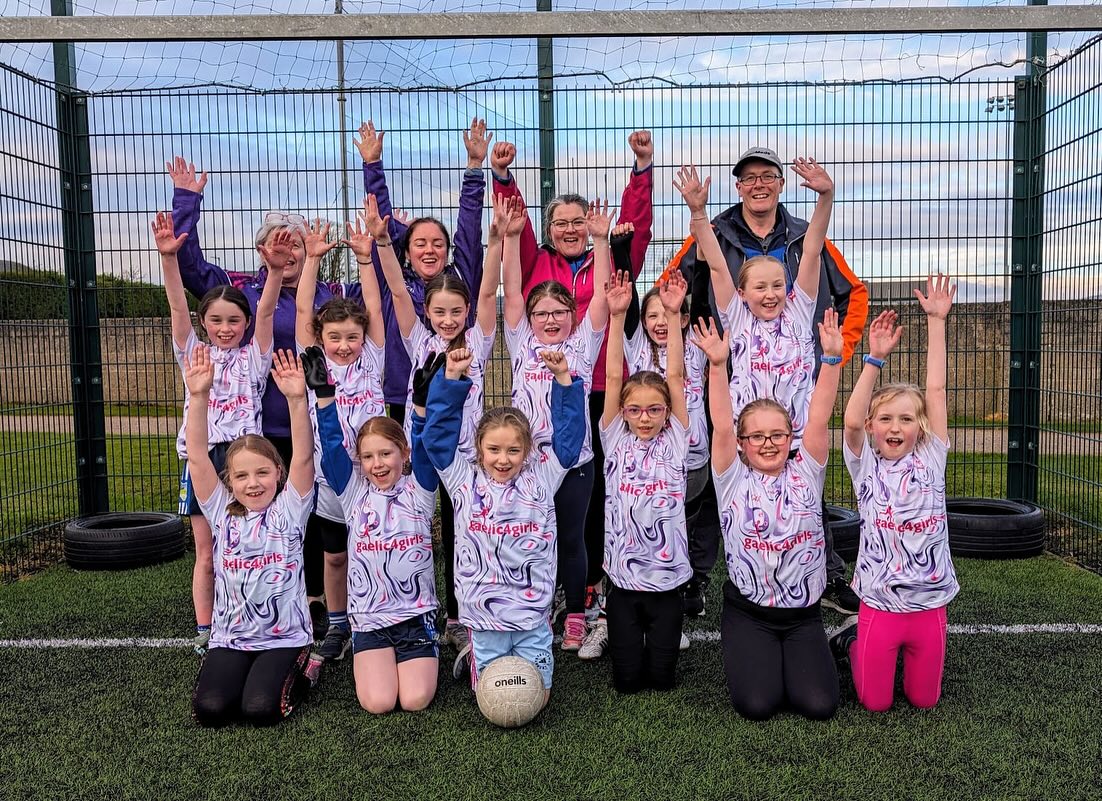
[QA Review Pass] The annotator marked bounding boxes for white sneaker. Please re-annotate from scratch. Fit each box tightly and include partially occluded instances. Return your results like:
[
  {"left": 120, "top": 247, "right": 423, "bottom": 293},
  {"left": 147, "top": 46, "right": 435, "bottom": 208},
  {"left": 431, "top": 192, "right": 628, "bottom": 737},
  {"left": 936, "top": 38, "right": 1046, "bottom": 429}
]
[
  {"left": 679, "top": 631, "right": 690, "bottom": 651},
  {"left": 578, "top": 619, "right": 609, "bottom": 660}
]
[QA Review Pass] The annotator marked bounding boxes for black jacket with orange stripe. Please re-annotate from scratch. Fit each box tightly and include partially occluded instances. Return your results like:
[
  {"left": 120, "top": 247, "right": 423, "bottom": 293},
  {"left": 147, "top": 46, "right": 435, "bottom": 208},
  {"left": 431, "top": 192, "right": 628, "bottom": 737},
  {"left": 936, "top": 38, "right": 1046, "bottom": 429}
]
[{"left": 665, "top": 201, "right": 869, "bottom": 366}]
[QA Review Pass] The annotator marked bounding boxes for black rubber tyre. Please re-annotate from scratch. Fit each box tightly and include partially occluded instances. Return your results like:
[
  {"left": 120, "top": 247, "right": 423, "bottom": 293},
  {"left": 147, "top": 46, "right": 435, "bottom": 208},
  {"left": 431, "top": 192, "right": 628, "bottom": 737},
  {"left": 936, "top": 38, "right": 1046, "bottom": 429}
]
[
  {"left": 63, "top": 512, "right": 186, "bottom": 570},
  {"left": 946, "top": 497, "right": 1045, "bottom": 559},
  {"left": 826, "top": 505, "right": 861, "bottom": 563}
]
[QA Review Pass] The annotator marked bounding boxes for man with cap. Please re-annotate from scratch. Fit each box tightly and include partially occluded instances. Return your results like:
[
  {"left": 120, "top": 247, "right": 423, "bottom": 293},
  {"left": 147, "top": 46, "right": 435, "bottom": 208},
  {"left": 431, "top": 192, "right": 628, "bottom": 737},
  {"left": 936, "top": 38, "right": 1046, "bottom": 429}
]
[{"left": 664, "top": 146, "right": 869, "bottom": 616}]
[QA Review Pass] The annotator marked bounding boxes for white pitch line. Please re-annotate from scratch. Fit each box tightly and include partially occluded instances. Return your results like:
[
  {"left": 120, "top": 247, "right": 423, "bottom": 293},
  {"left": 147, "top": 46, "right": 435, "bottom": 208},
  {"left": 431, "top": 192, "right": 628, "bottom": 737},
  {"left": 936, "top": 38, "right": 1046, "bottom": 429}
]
[{"left": 3, "top": 624, "right": 1102, "bottom": 650}]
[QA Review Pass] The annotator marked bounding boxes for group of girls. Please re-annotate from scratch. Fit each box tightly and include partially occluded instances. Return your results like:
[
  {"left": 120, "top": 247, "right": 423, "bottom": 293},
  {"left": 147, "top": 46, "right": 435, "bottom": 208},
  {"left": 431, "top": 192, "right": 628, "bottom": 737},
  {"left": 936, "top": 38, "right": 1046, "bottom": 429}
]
[{"left": 159, "top": 119, "right": 958, "bottom": 727}]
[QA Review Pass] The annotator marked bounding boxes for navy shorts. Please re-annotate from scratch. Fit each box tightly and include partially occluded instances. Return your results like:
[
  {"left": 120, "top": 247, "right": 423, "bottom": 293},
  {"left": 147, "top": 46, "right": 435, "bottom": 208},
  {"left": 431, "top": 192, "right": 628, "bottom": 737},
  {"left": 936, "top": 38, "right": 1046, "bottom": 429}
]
[
  {"left": 352, "top": 613, "right": 439, "bottom": 663},
  {"left": 178, "top": 442, "right": 230, "bottom": 517}
]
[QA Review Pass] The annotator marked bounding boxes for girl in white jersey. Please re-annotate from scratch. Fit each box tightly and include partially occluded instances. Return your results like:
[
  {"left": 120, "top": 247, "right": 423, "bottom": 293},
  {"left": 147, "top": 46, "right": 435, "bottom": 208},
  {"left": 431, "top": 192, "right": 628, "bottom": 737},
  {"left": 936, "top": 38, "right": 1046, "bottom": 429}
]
[
  {"left": 695, "top": 309, "right": 845, "bottom": 721},
  {"left": 186, "top": 348, "right": 316, "bottom": 727},
  {"left": 153, "top": 212, "right": 282, "bottom": 656},
  {"left": 292, "top": 216, "right": 387, "bottom": 663},
  {"left": 831, "top": 275, "right": 960, "bottom": 712},
  {"left": 673, "top": 160, "right": 834, "bottom": 446},
  {"left": 599, "top": 270, "right": 693, "bottom": 692},
  {"left": 419, "top": 347, "right": 588, "bottom": 710},
  {"left": 501, "top": 192, "right": 613, "bottom": 652},
  {"left": 366, "top": 192, "right": 501, "bottom": 655}
]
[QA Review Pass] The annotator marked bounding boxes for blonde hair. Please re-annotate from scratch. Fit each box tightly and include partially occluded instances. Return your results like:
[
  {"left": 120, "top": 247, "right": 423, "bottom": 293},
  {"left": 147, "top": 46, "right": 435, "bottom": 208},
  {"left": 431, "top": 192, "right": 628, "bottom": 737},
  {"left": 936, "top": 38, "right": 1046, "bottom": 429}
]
[
  {"left": 737, "top": 254, "right": 786, "bottom": 290},
  {"left": 868, "top": 383, "right": 932, "bottom": 442},
  {"left": 356, "top": 416, "right": 412, "bottom": 476},
  {"left": 222, "top": 435, "right": 286, "bottom": 516},
  {"left": 475, "top": 407, "right": 534, "bottom": 469},
  {"left": 736, "top": 398, "right": 792, "bottom": 437}
]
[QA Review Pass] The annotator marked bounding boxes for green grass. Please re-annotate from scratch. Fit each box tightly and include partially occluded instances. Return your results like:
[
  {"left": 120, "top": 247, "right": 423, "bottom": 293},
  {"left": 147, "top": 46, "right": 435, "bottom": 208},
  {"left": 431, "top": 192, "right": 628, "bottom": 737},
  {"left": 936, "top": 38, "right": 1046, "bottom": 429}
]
[
  {"left": 1, "top": 555, "right": 1101, "bottom": 800},
  {"left": 0, "top": 403, "right": 180, "bottom": 417}
]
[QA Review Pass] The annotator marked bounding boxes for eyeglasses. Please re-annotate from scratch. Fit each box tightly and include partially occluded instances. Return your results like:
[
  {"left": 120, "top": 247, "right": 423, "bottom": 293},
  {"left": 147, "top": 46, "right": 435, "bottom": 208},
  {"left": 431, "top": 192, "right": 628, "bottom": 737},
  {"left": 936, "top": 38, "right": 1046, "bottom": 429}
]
[
  {"left": 736, "top": 173, "right": 782, "bottom": 187},
  {"left": 264, "top": 211, "right": 308, "bottom": 227},
  {"left": 531, "top": 309, "right": 571, "bottom": 323},
  {"left": 738, "top": 432, "right": 792, "bottom": 446},
  {"left": 623, "top": 404, "right": 669, "bottom": 420},
  {"left": 549, "top": 218, "right": 587, "bottom": 231}
]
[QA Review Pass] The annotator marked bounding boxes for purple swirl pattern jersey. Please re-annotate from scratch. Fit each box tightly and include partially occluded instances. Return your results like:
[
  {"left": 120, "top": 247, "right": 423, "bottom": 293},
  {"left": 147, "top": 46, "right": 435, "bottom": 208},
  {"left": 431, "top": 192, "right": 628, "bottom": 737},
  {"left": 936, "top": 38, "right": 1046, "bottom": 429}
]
[
  {"left": 719, "top": 285, "right": 815, "bottom": 447},
  {"left": 624, "top": 331, "right": 710, "bottom": 471},
  {"left": 437, "top": 452, "right": 571, "bottom": 631},
  {"left": 844, "top": 436, "right": 959, "bottom": 612},
  {"left": 300, "top": 339, "right": 386, "bottom": 523},
  {"left": 174, "top": 330, "right": 272, "bottom": 459},
  {"left": 403, "top": 321, "right": 494, "bottom": 463},
  {"left": 714, "top": 446, "right": 828, "bottom": 608},
  {"left": 600, "top": 415, "right": 693, "bottom": 592},
  {"left": 505, "top": 316, "right": 604, "bottom": 465},
  {"left": 336, "top": 472, "right": 438, "bottom": 632},
  {"left": 199, "top": 482, "right": 313, "bottom": 651}
]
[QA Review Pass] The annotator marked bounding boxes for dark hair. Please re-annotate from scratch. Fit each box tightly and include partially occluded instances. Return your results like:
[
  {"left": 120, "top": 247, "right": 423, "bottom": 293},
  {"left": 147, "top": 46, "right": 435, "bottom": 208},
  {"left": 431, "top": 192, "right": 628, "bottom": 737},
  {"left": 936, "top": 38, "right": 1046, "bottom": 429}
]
[
  {"left": 423, "top": 274, "right": 471, "bottom": 352},
  {"left": 475, "top": 406, "right": 534, "bottom": 469},
  {"left": 639, "top": 287, "right": 689, "bottom": 370},
  {"left": 198, "top": 285, "right": 251, "bottom": 323},
  {"left": 356, "top": 416, "right": 413, "bottom": 476},
  {"left": 404, "top": 217, "right": 452, "bottom": 257},
  {"left": 619, "top": 370, "right": 673, "bottom": 417},
  {"left": 525, "top": 280, "right": 578, "bottom": 326},
  {"left": 222, "top": 434, "right": 286, "bottom": 517},
  {"left": 311, "top": 297, "right": 370, "bottom": 342}
]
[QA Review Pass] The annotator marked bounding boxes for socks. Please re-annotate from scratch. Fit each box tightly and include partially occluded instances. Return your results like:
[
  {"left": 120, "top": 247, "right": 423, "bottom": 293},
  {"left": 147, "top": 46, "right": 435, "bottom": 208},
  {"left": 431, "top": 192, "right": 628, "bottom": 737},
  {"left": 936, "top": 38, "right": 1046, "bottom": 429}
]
[{"left": 328, "top": 611, "right": 350, "bottom": 633}]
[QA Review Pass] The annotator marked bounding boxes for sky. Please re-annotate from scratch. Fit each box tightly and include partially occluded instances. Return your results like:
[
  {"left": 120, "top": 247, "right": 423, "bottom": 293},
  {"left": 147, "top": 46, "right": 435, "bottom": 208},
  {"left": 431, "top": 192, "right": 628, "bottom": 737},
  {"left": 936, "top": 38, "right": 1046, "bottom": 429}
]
[{"left": 0, "top": 0, "right": 1099, "bottom": 301}]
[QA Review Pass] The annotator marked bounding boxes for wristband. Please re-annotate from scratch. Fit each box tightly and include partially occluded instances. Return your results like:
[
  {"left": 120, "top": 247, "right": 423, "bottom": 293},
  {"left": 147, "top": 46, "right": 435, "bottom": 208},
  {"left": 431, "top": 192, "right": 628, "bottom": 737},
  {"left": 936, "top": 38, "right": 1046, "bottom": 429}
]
[
  {"left": 820, "top": 354, "right": 843, "bottom": 366},
  {"left": 375, "top": 241, "right": 392, "bottom": 248},
  {"left": 862, "top": 354, "right": 885, "bottom": 369}
]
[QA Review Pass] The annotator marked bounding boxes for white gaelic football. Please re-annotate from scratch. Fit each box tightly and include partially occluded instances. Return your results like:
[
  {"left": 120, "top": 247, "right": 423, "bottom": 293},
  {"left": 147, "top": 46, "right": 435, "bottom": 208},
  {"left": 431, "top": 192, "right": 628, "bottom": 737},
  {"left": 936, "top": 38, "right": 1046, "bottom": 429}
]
[{"left": 475, "top": 656, "right": 546, "bottom": 728}]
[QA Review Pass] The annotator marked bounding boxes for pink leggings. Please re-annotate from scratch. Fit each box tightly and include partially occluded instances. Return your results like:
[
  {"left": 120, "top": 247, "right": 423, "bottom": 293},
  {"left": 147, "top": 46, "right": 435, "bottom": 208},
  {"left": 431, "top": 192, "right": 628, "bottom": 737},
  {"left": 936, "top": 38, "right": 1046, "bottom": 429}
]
[{"left": 848, "top": 602, "right": 947, "bottom": 712}]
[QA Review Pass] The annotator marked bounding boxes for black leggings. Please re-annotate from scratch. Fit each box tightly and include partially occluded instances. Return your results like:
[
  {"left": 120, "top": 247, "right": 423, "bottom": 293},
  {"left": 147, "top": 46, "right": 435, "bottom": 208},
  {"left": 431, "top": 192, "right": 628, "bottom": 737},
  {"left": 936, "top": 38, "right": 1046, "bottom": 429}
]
[
  {"left": 584, "top": 392, "right": 607, "bottom": 585},
  {"left": 606, "top": 584, "right": 683, "bottom": 694},
  {"left": 192, "top": 645, "right": 311, "bottom": 727},
  {"left": 720, "top": 581, "right": 838, "bottom": 721},
  {"left": 684, "top": 468, "right": 721, "bottom": 587},
  {"left": 555, "top": 460, "right": 595, "bottom": 614},
  {"left": 269, "top": 436, "right": 324, "bottom": 597}
]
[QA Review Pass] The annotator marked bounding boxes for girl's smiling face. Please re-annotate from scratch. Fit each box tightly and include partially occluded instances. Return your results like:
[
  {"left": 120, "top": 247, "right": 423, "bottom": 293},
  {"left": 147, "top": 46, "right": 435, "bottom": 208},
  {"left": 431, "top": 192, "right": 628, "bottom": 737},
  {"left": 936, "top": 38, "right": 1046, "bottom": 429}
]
[
  {"left": 358, "top": 433, "right": 409, "bottom": 491},
  {"left": 478, "top": 424, "right": 528, "bottom": 484},
  {"left": 426, "top": 289, "right": 469, "bottom": 342},
  {"left": 202, "top": 298, "right": 249, "bottom": 349},
  {"left": 738, "top": 259, "right": 788, "bottom": 322},
  {"left": 529, "top": 297, "right": 575, "bottom": 346},
  {"left": 320, "top": 319, "right": 366, "bottom": 366},
  {"left": 227, "top": 449, "right": 281, "bottom": 512}
]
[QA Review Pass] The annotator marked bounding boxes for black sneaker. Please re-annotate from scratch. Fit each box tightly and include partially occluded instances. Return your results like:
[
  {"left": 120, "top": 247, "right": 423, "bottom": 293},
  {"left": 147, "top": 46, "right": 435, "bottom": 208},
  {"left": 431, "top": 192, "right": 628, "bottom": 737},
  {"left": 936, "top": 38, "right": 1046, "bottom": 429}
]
[
  {"left": 829, "top": 615, "right": 859, "bottom": 666},
  {"left": 821, "top": 577, "right": 860, "bottom": 616},
  {"left": 317, "top": 625, "right": 352, "bottom": 662},
  {"left": 309, "top": 600, "right": 329, "bottom": 640},
  {"left": 681, "top": 580, "right": 705, "bottom": 618}
]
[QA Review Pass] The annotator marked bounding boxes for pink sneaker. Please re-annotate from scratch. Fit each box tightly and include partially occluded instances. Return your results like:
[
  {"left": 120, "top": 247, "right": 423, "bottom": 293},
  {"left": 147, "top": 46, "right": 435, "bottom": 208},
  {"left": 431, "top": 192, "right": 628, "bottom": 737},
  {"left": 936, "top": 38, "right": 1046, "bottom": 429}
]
[{"left": 562, "top": 613, "right": 587, "bottom": 651}]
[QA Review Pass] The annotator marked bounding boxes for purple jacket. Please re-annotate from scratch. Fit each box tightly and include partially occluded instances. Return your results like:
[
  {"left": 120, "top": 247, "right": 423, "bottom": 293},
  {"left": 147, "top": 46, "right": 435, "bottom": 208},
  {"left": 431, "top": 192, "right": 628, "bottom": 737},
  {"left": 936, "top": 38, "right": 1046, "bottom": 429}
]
[
  {"left": 171, "top": 188, "right": 360, "bottom": 438},
  {"left": 363, "top": 160, "right": 486, "bottom": 404}
]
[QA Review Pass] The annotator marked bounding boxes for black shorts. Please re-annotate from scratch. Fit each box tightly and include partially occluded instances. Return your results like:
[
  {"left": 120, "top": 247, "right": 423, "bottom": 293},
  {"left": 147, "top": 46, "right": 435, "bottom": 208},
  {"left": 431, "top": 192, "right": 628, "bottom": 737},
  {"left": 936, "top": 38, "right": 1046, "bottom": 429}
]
[
  {"left": 311, "top": 513, "right": 348, "bottom": 554},
  {"left": 352, "top": 613, "right": 439, "bottom": 663}
]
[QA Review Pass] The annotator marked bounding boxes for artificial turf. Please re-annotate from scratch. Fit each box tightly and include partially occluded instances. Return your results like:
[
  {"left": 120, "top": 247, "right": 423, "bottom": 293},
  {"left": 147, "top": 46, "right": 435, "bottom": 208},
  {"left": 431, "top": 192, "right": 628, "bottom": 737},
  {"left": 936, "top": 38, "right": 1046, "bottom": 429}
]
[{"left": 1, "top": 555, "right": 1101, "bottom": 801}]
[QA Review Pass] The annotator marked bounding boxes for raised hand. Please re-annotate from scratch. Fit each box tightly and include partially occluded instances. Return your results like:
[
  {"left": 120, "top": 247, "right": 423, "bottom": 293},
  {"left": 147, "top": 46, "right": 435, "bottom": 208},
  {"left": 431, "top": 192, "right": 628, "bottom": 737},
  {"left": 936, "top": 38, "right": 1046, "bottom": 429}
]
[
  {"left": 411, "top": 351, "right": 447, "bottom": 407},
  {"left": 673, "top": 165, "right": 711, "bottom": 215},
  {"left": 342, "top": 216, "right": 375, "bottom": 261},
  {"left": 445, "top": 347, "right": 474, "bottom": 380},
  {"left": 818, "top": 308, "right": 844, "bottom": 359},
  {"left": 463, "top": 117, "right": 492, "bottom": 168},
  {"left": 867, "top": 310, "right": 903, "bottom": 360},
  {"left": 605, "top": 270, "right": 634, "bottom": 318},
  {"left": 270, "top": 349, "right": 307, "bottom": 400},
  {"left": 151, "top": 211, "right": 188, "bottom": 255},
  {"left": 790, "top": 157, "right": 834, "bottom": 196},
  {"left": 256, "top": 229, "right": 295, "bottom": 273},
  {"left": 491, "top": 141, "right": 516, "bottom": 176},
  {"left": 692, "top": 317, "right": 729, "bottom": 366},
  {"left": 304, "top": 218, "right": 338, "bottom": 259},
  {"left": 586, "top": 198, "right": 613, "bottom": 240},
  {"left": 300, "top": 345, "right": 335, "bottom": 399},
  {"left": 359, "top": 193, "right": 392, "bottom": 242},
  {"left": 165, "top": 156, "right": 208, "bottom": 194},
  {"left": 659, "top": 269, "right": 688, "bottom": 314},
  {"left": 354, "top": 120, "right": 385, "bottom": 164},
  {"left": 490, "top": 192, "right": 521, "bottom": 240},
  {"left": 628, "top": 130, "right": 653, "bottom": 170},
  {"left": 539, "top": 349, "right": 571, "bottom": 379},
  {"left": 183, "top": 345, "right": 215, "bottom": 395},
  {"left": 914, "top": 273, "right": 956, "bottom": 320}
]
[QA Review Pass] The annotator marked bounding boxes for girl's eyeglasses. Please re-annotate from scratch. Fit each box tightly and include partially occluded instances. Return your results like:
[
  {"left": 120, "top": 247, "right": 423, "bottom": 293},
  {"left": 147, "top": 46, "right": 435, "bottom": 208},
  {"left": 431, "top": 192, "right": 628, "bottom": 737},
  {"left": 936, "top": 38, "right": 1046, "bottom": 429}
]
[
  {"left": 738, "top": 432, "right": 792, "bottom": 446},
  {"left": 531, "top": 309, "right": 571, "bottom": 323},
  {"left": 623, "top": 404, "right": 668, "bottom": 420}
]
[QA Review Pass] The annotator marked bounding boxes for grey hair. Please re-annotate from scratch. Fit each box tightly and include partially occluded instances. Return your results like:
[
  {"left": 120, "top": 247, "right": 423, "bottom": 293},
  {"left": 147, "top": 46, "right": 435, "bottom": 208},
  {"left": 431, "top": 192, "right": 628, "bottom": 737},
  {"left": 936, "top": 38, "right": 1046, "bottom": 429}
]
[
  {"left": 253, "top": 221, "right": 308, "bottom": 250},
  {"left": 543, "top": 193, "right": 590, "bottom": 239}
]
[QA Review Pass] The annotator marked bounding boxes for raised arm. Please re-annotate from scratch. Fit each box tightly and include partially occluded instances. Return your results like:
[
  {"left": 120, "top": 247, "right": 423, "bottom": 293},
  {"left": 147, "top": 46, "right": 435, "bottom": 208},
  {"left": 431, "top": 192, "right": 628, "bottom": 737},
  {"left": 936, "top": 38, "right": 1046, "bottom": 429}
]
[
  {"left": 362, "top": 193, "right": 417, "bottom": 338},
  {"left": 355, "top": 120, "right": 407, "bottom": 247},
  {"left": 694, "top": 319, "right": 736, "bottom": 473},
  {"left": 252, "top": 231, "right": 289, "bottom": 354},
  {"left": 296, "top": 219, "right": 341, "bottom": 348},
  {"left": 166, "top": 156, "right": 232, "bottom": 297},
  {"left": 183, "top": 345, "right": 219, "bottom": 503},
  {"left": 269, "top": 349, "right": 315, "bottom": 496},
  {"left": 502, "top": 194, "right": 528, "bottom": 330},
  {"left": 674, "top": 166, "right": 735, "bottom": 311},
  {"left": 541, "top": 350, "right": 587, "bottom": 469},
  {"left": 790, "top": 157, "right": 835, "bottom": 302},
  {"left": 454, "top": 118, "right": 490, "bottom": 328},
  {"left": 803, "top": 309, "right": 844, "bottom": 466},
  {"left": 421, "top": 350, "right": 471, "bottom": 473},
  {"left": 478, "top": 190, "right": 511, "bottom": 336},
  {"left": 152, "top": 211, "right": 195, "bottom": 351},
  {"left": 342, "top": 216, "right": 386, "bottom": 347},
  {"left": 586, "top": 198, "right": 613, "bottom": 330},
  {"left": 844, "top": 310, "right": 902, "bottom": 456},
  {"left": 659, "top": 271, "right": 690, "bottom": 429},
  {"left": 621, "top": 130, "right": 655, "bottom": 273},
  {"left": 603, "top": 271, "right": 634, "bottom": 427},
  {"left": 915, "top": 274, "right": 955, "bottom": 442},
  {"left": 489, "top": 141, "right": 539, "bottom": 279}
]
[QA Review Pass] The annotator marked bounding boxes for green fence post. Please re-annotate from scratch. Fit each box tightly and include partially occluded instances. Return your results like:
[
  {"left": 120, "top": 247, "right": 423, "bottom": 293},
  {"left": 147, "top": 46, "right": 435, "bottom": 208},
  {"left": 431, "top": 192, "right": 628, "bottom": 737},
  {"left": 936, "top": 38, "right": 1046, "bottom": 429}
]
[
  {"left": 53, "top": 0, "right": 109, "bottom": 516},
  {"left": 536, "top": 0, "right": 556, "bottom": 226}
]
